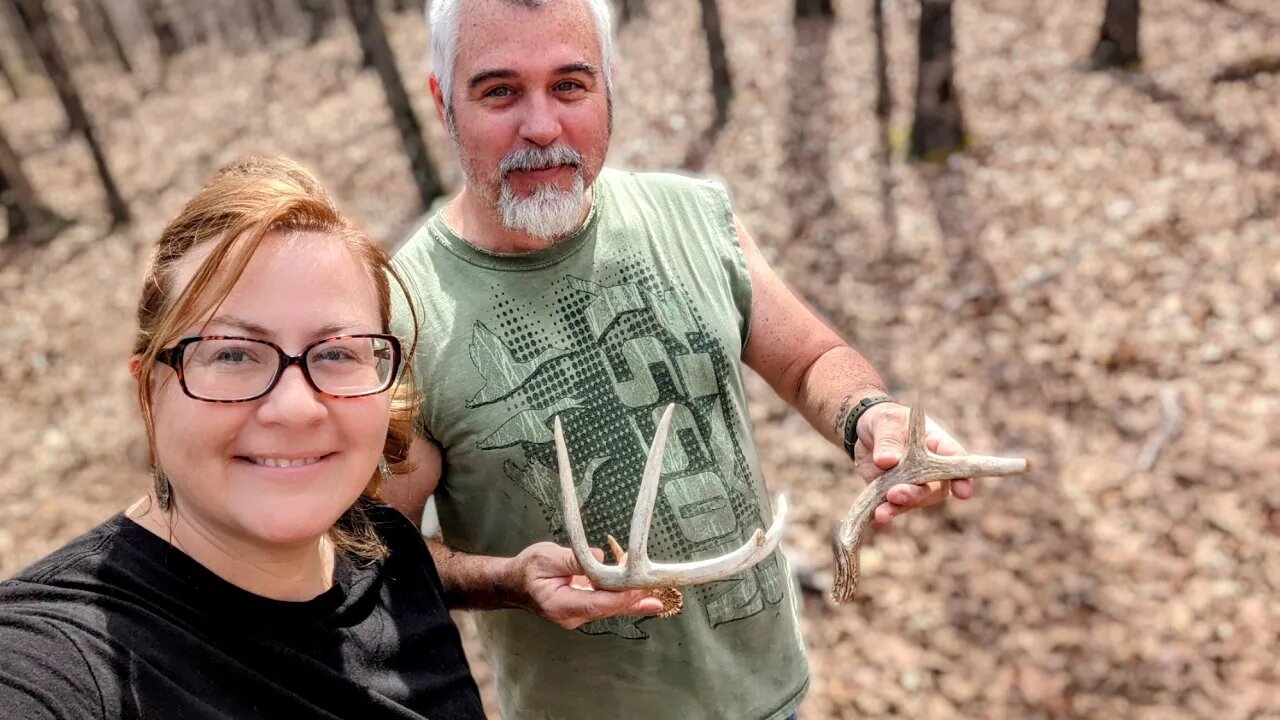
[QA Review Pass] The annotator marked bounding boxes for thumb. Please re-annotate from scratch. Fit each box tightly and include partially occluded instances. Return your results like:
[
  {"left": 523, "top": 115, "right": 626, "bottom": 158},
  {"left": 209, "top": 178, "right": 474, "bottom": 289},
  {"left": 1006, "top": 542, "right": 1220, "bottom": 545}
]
[{"left": 872, "top": 429, "right": 904, "bottom": 470}]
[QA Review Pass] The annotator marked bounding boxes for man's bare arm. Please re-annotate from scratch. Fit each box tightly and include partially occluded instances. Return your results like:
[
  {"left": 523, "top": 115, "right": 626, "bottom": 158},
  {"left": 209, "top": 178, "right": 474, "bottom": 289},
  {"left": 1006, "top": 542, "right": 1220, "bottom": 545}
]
[
  {"left": 386, "top": 435, "right": 664, "bottom": 626},
  {"left": 734, "top": 217, "right": 974, "bottom": 522},
  {"left": 735, "top": 217, "right": 888, "bottom": 443}
]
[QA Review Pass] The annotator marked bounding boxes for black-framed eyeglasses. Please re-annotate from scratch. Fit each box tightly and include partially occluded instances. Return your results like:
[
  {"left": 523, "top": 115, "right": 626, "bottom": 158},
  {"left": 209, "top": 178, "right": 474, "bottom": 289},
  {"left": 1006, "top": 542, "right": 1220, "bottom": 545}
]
[{"left": 155, "top": 334, "right": 402, "bottom": 403}]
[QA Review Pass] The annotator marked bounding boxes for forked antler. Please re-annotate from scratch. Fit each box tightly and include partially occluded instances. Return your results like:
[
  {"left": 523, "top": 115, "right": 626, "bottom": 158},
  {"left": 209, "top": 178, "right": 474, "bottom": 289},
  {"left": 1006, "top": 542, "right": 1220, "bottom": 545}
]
[
  {"left": 831, "top": 401, "right": 1031, "bottom": 604},
  {"left": 554, "top": 404, "right": 789, "bottom": 590}
]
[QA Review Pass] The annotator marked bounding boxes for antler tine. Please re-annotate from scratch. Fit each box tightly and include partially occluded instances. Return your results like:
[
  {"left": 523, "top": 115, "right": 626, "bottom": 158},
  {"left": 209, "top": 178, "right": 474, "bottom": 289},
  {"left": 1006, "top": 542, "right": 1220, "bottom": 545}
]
[
  {"left": 626, "top": 403, "right": 676, "bottom": 564},
  {"left": 554, "top": 416, "right": 610, "bottom": 579},
  {"left": 830, "top": 400, "right": 1030, "bottom": 604},
  {"left": 554, "top": 407, "right": 790, "bottom": 591},
  {"left": 631, "top": 492, "right": 789, "bottom": 587}
]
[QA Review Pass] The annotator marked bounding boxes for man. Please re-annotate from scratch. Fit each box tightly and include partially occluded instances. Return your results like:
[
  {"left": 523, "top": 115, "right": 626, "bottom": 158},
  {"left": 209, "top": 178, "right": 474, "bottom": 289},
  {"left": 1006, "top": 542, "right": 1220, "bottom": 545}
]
[{"left": 388, "top": 1, "right": 975, "bottom": 718}]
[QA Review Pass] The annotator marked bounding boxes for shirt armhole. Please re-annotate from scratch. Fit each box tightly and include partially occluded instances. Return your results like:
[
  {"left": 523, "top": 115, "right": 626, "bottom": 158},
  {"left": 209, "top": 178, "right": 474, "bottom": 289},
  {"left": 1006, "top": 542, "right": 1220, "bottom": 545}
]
[{"left": 699, "top": 178, "right": 754, "bottom": 352}]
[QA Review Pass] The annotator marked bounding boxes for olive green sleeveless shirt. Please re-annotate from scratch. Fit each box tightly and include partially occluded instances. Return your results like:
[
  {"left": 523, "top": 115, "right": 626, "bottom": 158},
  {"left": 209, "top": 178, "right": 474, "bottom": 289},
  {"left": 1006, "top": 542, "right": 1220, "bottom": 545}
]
[{"left": 391, "top": 169, "right": 808, "bottom": 720}]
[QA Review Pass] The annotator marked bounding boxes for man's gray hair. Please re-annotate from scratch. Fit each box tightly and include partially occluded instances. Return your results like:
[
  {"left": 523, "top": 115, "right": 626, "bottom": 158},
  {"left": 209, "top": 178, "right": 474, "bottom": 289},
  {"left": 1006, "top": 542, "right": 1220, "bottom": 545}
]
[{"left": 426, "top": 0, "right": 616, "bottom": 108}]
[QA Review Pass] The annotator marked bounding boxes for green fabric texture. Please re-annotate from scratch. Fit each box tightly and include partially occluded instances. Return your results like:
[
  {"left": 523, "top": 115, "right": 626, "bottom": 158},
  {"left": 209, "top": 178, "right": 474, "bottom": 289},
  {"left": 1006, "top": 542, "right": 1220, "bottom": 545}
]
[{"left": 391, "top": 168, "right": 808, "bottom": 720}]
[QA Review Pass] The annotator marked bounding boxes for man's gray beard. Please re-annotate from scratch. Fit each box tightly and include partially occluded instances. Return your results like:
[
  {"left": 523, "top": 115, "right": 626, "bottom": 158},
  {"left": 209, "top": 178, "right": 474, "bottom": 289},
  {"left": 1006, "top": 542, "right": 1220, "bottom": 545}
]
[{"left": 498, "top": 171, "right": 586, "bottom": 240}]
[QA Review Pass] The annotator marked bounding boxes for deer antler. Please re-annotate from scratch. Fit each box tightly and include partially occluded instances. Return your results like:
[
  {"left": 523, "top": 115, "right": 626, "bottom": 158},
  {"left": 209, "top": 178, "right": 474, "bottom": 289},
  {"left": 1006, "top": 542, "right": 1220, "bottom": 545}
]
[
  {"left": 554, "top": 403, "right": 789, "bottom": 590},
  {"left": 831, "top": 401, "right": 1031, "bottom": 604}
]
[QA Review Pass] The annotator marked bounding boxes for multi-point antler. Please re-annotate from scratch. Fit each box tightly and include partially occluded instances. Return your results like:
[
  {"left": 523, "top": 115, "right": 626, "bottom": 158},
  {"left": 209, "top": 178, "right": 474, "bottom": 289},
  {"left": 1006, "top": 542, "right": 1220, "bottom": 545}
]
[
  {"left": 830, "top": 401, "right": 1031, "bottom": 604},
  {"left": 554, "top": 403, "right": 789, "bottom": 591}
]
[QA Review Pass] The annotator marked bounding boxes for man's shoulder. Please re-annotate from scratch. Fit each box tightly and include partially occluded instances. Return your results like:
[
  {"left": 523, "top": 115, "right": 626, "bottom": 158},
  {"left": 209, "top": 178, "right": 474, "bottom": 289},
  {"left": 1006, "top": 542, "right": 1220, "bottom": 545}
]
[
  {"left": 390, "top": 211, "right": 438, "bottom": 261},
  {"left": 600, "top": 166, "right": 727, "bottom": 198}
]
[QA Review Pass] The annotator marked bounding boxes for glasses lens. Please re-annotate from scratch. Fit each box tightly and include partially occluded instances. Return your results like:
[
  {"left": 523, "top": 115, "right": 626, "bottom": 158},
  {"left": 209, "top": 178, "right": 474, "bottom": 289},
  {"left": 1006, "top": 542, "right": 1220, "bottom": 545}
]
[
  {"left": 306, "top": 336, "right": 396, "bottom": 397},
  {"left": 181, "top": 338, "right": 279, "bottom": 401}
]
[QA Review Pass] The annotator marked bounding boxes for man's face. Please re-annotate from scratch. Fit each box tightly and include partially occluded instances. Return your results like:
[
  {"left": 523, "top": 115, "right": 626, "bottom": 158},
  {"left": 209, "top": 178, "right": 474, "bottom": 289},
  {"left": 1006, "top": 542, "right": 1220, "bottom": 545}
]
[{"left": 437, "top": 0, "right": 611, "bottom": 239}]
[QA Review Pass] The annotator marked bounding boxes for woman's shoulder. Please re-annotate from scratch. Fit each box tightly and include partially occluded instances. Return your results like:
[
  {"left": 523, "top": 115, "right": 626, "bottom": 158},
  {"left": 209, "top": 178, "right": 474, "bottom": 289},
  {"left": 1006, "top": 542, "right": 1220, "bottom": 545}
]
[
  {"left": 364, "top": 501, "right": 428, "bottom": 551},
  {"left": 5, "top": 514, "right": 130, "bottom": 588},
  {"left": 0, "top": 586, "right": 108, "bottom": 719}
]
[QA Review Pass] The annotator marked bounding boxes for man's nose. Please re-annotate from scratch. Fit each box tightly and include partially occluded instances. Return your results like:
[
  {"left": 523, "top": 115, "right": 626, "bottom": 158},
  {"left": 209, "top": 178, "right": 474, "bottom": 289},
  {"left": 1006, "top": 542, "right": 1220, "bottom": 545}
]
[{"left": 519, "top": 92, "right": 563, "bottom": 147}]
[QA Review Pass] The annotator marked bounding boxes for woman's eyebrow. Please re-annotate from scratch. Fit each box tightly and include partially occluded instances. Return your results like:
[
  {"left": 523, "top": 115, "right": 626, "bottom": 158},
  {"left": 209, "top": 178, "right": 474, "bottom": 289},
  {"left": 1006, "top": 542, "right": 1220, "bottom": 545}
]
[{"left": 205, "top": 315, "right": 271, "bottom": 336}]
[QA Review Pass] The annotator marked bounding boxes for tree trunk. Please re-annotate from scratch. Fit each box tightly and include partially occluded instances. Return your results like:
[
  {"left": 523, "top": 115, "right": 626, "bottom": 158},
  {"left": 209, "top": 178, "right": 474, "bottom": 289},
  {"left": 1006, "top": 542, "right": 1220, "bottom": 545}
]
[
  {"left": 697, "top": 0, "right": 732, "bottom": 136},
  {"left": 616, "top": 0, "right": 645, "bottom": 25},
  {"left": 13, "top": 0, "right": 131, "bottom": 225},
  {"left": 909, "top": 0, "right": 966, "bottom": 161},
  {"left": 346, "top": 0, "right": 444, "bottom": 211},
  {"left": 0, "top": 0, "right": 48, "bottom": 97},
  {"left": 0, "top": 55, "right": 20, "bottom": 98},
  {"left": 247, "top": 0, "right": 281, "bottom": 41},
  {"left": 1089, "top": 0, "right": 1140, "bottom": 69},
  {"left": 143, "top": 0, "right": 183, "bottom": 63},
  {"left": 0, "top": 121, "right": 70, "bottom": 244},
  {"left": 872, "top": 0, "right": 889, "bottom": 120},
  {"left": 77, "top": 0, "right": 133, "bottom": 73},
  {"left": 270, "top": 0, "right": 304, "bottom": 40},
  {"left": 795, "top": 0, "right": 834, "bottom": 19},
  {"left": 300, "top": 0, "right": 337, "bottom": 44}
]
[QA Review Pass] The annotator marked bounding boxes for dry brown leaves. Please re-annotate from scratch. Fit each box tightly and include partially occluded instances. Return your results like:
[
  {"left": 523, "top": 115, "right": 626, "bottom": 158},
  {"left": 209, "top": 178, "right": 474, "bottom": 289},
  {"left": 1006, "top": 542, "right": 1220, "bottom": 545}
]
[{"left": 2, "top": 0, "right": 1278, "bottom": 718}]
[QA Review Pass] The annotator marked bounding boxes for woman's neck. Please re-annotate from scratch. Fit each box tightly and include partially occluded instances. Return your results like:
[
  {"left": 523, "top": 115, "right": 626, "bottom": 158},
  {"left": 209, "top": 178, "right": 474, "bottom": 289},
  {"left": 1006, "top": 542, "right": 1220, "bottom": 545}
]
[{"left": 126, "top": 496, "right": 336, "bottom": 602}]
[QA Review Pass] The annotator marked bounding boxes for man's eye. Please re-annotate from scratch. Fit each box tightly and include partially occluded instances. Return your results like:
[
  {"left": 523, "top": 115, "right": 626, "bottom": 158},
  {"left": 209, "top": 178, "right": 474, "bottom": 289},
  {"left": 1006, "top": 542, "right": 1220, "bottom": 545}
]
[
  {"left": 485, "top": 86, "right": 513, "bottom": 98},
  {"left": 555, "top": 81, "right": 583, "bottom": 92}
]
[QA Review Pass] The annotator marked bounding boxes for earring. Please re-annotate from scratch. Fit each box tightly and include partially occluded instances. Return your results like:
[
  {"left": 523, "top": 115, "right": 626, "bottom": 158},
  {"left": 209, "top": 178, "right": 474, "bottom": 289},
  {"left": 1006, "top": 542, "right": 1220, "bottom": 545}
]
[
  {"left": 153, "top": 467, "right": 172, "bottom": 511},
  {"left": 378, "top": 456, "right": 392, "bottom": 483}
]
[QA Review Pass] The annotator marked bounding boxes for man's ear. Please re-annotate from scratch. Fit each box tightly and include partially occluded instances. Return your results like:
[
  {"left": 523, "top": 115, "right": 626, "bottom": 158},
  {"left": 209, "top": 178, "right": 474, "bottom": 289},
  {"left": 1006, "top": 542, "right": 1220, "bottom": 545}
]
[{"left": 429, "top": 74, "right": 448, "bottom": 126}]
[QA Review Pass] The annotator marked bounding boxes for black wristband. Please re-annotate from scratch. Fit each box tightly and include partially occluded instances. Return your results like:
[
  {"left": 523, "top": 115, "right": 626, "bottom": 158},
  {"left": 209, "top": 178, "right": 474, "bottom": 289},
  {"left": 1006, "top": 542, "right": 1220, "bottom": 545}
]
[{"left": 842, "top": 395, "right": 895, "bottom": 460}]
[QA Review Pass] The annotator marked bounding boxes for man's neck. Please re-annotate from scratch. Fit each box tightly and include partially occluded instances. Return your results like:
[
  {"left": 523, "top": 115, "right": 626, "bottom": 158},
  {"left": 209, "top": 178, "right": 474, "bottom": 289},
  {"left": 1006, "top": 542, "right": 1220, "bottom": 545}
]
[{"left": 443, "top": 185, "right": 594, "bottom": 255}]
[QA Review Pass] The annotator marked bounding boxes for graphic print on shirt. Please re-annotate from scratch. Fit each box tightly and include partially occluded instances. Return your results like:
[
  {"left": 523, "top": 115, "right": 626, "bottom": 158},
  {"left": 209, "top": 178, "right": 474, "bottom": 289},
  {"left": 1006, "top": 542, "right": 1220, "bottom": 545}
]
[{"left": 466, "top": 268, "right": 784, "bottom": 639}]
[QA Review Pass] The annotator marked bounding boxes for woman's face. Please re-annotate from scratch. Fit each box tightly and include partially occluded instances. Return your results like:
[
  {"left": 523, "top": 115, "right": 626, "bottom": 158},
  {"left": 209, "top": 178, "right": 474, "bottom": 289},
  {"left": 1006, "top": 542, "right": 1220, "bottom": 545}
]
[{"left": 149, "top": 230, "right": 390, "bottom": 550}]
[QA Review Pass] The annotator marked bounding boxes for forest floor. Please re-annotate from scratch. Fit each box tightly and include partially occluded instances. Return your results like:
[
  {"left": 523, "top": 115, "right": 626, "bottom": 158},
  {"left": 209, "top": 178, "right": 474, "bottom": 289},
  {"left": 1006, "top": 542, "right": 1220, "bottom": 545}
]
[{"left": 2, "top": 0, "right": 1279, "bottom": 718}]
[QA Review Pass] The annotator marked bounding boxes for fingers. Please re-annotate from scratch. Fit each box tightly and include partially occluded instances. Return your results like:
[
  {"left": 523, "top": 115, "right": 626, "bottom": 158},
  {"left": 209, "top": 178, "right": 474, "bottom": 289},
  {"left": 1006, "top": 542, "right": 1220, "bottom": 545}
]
[
  {"left": 873, "top": 481, "right": 953, "bottom": 526},
  {"left": 544, "top": 586, "right": 664, "bottom": 630},
  {"left": 520, "top": 542, "right": 665, "bottom": 630}
]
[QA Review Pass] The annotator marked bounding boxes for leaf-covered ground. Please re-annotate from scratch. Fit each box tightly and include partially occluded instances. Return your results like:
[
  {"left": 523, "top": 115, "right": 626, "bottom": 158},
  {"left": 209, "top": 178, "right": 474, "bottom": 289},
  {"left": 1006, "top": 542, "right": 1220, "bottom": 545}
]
[{"left": 2, "top": 1, "right": 1277, "bottom": 718}]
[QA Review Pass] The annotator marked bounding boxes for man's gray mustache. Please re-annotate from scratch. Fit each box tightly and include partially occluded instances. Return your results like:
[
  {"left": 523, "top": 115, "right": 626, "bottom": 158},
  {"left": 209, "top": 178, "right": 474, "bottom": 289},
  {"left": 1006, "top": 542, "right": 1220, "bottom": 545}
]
[{"left": 500, "top": 146, "right": 583, "bottom": 177}]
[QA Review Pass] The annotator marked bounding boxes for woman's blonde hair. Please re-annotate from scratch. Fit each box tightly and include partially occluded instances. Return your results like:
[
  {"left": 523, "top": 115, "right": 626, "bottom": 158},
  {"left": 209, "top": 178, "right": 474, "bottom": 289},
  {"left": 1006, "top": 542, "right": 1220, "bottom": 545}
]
[{"left": 133, "top": 156, "right": 419, "bottom": 560}]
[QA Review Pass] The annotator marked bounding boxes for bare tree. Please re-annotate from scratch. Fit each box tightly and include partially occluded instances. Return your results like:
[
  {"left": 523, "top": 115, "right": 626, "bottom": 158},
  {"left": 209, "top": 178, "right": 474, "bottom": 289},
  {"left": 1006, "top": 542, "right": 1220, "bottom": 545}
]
[
  {"left": 13, "top": 0, "right": 131, "bottom": 225},
  {"left": 0, "top": 122, "right": 70, "bottom": 244},
  {"left": 246, "top": 0, "right": 282, "bottom": 41},
  {"left": 698, "top": 0, "right": 732, "bottom": 136},
  {"left": 346, "top": 0, "right": 444, "bottom": 211},
  {"left": 299, "top": 0, "right": 338, "bottom": 44},
  {"left": 76, "top": 0, "right": 133, "bottom": 73},
  {"left": 0, "top": 0, "right": 48, "bottom": 99},
  {"left": 909, "top": 0, "right": 966, "bottom": 160},
  {"left": 616, "top": 0, "right": 646, "bottom": 25},
  {"left": 0, "top": 54, "right": 20, "bottom": 99},
  {"left": 142, "top": 0, "right": 183, "bottom": 68},
  {"left": 1089, "top": 0, "right": 1140, "bottom": 69},
  {"left": 795, "top": 0, "right": 834, "bottom": 19},
  {"left": 872, "top": 0, "right": 889, "bottom": 121}
]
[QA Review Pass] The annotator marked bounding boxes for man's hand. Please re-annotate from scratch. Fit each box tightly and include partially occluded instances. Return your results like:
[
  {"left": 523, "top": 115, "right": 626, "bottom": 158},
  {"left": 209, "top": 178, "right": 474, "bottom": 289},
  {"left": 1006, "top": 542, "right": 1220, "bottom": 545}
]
[
  {"left": 854, "top": 403, "right": 975, "bottom": 525},
  {"left": 509, "top": 542, "right": 665, "bottom": 630}
]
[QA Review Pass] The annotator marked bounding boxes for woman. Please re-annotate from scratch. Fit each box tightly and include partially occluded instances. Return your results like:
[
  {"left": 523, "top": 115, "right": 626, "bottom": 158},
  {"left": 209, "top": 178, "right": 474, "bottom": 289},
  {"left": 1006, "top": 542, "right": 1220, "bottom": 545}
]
[{"left": 0, "top": 157, "right": 486, "bottom": 719}]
